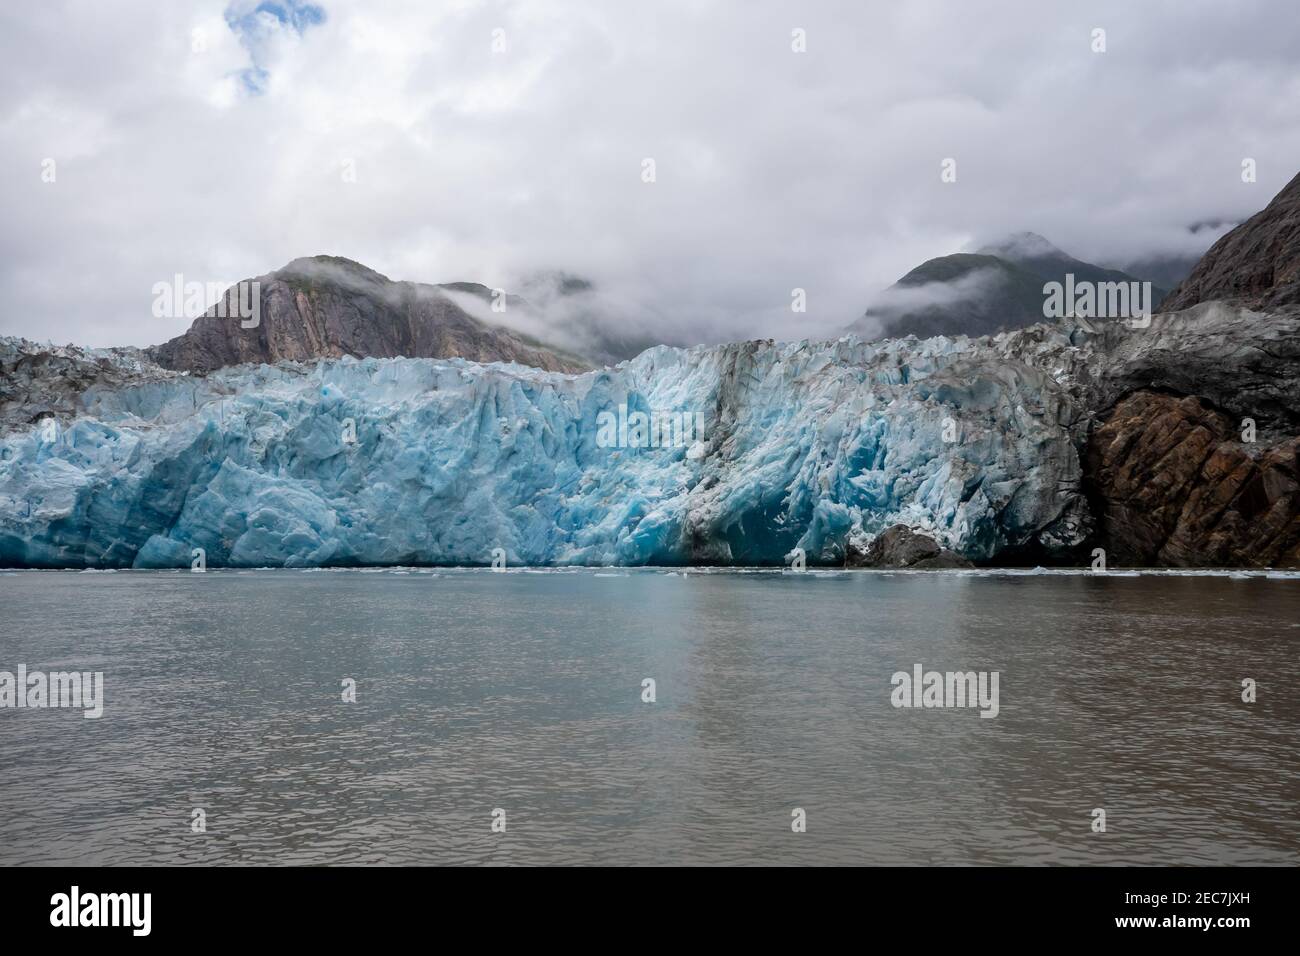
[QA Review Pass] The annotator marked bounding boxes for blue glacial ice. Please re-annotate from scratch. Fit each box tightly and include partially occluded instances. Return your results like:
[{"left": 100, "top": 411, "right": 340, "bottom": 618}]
[{"left": 0, "top": 333, "right": 1089, "bottom": 567}]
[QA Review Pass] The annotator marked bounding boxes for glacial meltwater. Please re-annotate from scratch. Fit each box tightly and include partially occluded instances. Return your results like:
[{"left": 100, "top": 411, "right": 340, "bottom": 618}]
[{"left": 1, "top": 568, "right": 1296, "bottom": 866}]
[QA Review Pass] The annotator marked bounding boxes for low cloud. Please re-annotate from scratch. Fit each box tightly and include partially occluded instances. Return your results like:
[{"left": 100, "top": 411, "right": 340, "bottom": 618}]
[
  {"left": 853, "top": 267, "right": 1010, "bottom": 338},
  {"left": 1, "top": 0, "right": 1297, "bottom": 352}
]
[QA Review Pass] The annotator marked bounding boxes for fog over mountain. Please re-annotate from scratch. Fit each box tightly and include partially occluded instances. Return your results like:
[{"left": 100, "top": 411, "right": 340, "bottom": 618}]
[
  {"left": 2, "top": 0, "right": 1298, "bottom": 350},
  {"left": 849, "top": 233, "right": 1167, "bottom": 340},
  {"left": 1161, "top": 169, "right": 1300, "bottom": 312}
]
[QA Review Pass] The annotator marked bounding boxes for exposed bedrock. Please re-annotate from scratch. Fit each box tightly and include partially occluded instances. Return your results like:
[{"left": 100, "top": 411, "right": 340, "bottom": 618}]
[
  {"left": 845, "top": 524, "right": 974, "bottom": 569},
  {"left": 1160, "top": 170, "right": 1300, "bottom": 313},
  {"left": 1088, "top": 391, "right": 1300, "bottom": 568},
  {"left": 148, "top": 256, "right": 587, "bottom": 375}
]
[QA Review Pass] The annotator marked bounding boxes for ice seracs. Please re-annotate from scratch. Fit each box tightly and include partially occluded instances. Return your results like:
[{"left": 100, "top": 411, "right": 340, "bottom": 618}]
[{"left": 1, "top": 302, "right": 1295, "bottom": 568}]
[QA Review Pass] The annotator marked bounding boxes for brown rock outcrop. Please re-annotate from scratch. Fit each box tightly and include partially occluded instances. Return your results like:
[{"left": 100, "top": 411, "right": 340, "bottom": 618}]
[
  {"left": 148, "top": 256, "right": 587, "bottom": 374},
  {"left": 1087, "top": 391, "right": 1300, "bottom": 567},
  {"left": 846, "top": 524, "right": 974, "bottom": 569}
]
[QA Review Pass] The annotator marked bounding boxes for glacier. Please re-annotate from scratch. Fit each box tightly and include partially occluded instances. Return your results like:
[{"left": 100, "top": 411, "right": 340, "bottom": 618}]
[{"left": 1, "top": 303, "right": 1294, "bottom": 568}]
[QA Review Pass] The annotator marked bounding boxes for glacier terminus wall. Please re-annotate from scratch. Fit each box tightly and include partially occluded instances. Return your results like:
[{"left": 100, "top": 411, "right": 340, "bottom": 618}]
[{"left": 2, "top": 303, "right": 1296, "bottom": 568}]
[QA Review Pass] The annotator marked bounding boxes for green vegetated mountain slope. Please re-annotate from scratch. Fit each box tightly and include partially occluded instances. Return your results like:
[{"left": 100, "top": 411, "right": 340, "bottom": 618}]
[{"left": 852, "top": 233, "right": 1168, "bottom": 340}]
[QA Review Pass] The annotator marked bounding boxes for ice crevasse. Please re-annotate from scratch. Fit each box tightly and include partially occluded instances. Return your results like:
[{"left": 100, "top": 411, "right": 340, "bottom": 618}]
[{"left": 0, "top": 333, "right": 1088, "bottom": 568}]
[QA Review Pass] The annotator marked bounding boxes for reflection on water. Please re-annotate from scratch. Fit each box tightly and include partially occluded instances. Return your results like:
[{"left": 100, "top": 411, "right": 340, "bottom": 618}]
[{"left": 0, "top": 568, "right": 1296, "bottom": 865}]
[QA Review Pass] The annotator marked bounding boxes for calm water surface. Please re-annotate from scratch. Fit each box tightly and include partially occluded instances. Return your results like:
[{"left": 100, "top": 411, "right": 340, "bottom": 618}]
[{"left": 1, "top": 568, "right": 1297, "bottom": 865}]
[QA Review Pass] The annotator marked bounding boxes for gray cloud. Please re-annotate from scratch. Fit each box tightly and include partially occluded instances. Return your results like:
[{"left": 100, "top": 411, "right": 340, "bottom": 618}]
[
  {"left": 855, "top": 266, "right": 1011, "bottom": 338},
  {"left": 1, "top": 0, "right": 1297, "bottom": 350}
]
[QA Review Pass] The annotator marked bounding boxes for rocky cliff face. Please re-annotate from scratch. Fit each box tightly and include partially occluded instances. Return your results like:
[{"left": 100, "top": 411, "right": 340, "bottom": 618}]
[
  {"left": 1160, "top": 171, "right": 1300, "bottom": 312},
  {"left": 148, "top": 256, "right": 588, "bottom": 374},
  {"left": 1088, "top": 392, "right": 1299, "bottom": 567}
]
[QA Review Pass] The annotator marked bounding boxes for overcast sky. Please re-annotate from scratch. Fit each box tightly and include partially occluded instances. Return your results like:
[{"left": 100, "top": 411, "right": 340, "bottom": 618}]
[{"left": 2, "top": 0, "right": 1298, "bottom": 350}]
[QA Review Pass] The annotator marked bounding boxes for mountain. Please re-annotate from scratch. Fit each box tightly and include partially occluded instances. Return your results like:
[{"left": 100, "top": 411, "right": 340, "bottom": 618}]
[
  {"left": 849, "top": 253, "right": 1048, "bottom": 340},
  {"left": 512, "top": 272, "right": 667, "bottom": 366},
  {"left": 4, "top": 301, "right": 1296, "bottom": 568},
  {"left": 1110, "top": 252, "right": 1202, "bottom": 291},
  {"left": 1160, "top": 171, "right": 1300, "bottom": 312},
  {"left": 976, "top": 232, "right": 1161, "bottom": 290},
  {"left": 148, "top": 256, "right": 589, "bottom": 374},
  {"left": 853, "top": 233, "right": 1166, "bottom": 340}
]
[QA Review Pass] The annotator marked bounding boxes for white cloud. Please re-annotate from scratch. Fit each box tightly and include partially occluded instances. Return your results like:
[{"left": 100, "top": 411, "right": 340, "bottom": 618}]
[{"left": 0, "top": 0, "right": 1297, "bottom": 349}]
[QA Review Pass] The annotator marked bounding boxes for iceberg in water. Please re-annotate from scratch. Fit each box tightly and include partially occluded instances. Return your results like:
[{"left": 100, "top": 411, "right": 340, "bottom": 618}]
[{"left": 0, "top": 325, "right": 1099, "bottom": 568}]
